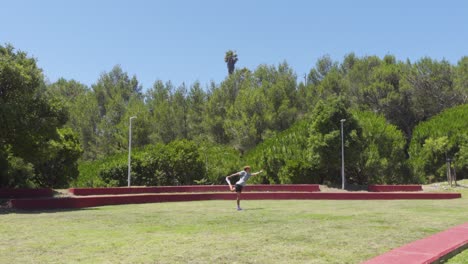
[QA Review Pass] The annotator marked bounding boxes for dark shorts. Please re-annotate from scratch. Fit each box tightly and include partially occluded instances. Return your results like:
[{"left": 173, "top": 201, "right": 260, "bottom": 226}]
[{"left": 235, "top": 184, "right": 243, "bottom": 193}]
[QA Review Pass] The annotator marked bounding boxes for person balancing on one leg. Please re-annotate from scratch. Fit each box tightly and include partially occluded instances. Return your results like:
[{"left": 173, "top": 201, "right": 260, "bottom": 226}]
[{"left": 226, "top": 166, "right": 263, "bottom": 211}]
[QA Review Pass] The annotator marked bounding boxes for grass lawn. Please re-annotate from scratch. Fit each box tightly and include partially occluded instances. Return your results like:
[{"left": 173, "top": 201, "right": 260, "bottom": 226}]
[
  {"left": 1, "top": 182, "right": 468, "bottom": 264},
  {"left": 446, "top": 248, "right": 468, "bottom": 264}
]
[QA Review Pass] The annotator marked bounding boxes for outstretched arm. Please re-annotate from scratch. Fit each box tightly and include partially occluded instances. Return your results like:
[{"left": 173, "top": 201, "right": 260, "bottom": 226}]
[{"left": 252, "top": 170, "right": 263, "bottom": 176}]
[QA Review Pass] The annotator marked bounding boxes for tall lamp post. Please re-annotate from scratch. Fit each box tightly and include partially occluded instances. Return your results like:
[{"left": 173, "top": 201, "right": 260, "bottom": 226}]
[
  {"left": 340, "top": 119, "right": 346, "bottom": 190},
  {"left": 128, "top": 116, "right": 137, "bottom": 187}
]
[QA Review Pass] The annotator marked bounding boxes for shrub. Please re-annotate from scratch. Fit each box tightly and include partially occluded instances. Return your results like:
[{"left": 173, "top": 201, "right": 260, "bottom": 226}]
[
  {"left": 75, "top": 140, "right": 206, "bottom": 187},
  {"left": 409, "top": 104, "right": 468, "bottom": 183}
]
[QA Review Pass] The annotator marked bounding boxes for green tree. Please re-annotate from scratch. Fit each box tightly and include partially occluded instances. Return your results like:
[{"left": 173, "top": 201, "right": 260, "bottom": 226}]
[
  {"left": 47, "top": 78, "right": 100, "bottom": 159},
  {"left": 345, "top": 55, "right": 382, "bottom": 103},
  {"left": 77, "top": 139, "right": 204, "bottom": 187},
  {"left": 47, "top": 78, "right": 88, "bottom": 105},
  {"left": 351, "top": 56, "right": 416, "bottom": 139},
  {"left": 197, "top": 141, "right": 241, "bottom": 184},
  {"left": 32, "top": 128, "right": 83, "bottom": 188},
  {"left": 0, "top": 44, "right": 79, "bottom": 187},
  {"left": 165, "top": 140, "right": 204, "bottom": 185},
  {"left": 223, "top": 63, "right": 299, "bottom": 153},
  {"left": 308, "top": 55, "right": 335, "bottom": 85},
  {"left": 69, "top": 91, "right": 100, "bottom": 160},
  {"left": 300, "top": 56, "right": 342, "bottom": 113},
  {"left": 244, "top": 120, "right": 311, "bottom": 184},
  {"left": 307, "top": 97, "right": 362, "bottom": 185},
  {"left": 172, "top": 83, "right": 189, "bottom": 139},
  {"left": 409, "top": 104, "right": 468, "bottom": 183},
  {"left": 406, "top": 58, "right": 460, "bottom": 122},
  {"left": 146, "top": 80, "right": 177, "bottom": 143},
  {"left": 352, "top": 111, "right": 409, "bottom": 184},
  {"left": 454, "top": 56, "right": 468, "bottom": 103},
  {"left": 316, "top": 68, "right": 350, "bottom": 102},
  {"left": 225, "top": 86, "right": 269, "bottom": 152},
  {"left": 455, "top": 134, "right": 468, "bottom": 180},
  {"left": 91, "top": 65, "right": 142, "bottom": 157},
  {"left": 205, "top": 71, "right": 248, "bottom": 144},
  {"left": 255, "top": 62, "right": 298, "bottom": 131},
  {"left": 187, "top": 82, "right": 207, "bottom": 140},
  {"left": 125, "top": 94, "right": 152, "bottom": 147}
]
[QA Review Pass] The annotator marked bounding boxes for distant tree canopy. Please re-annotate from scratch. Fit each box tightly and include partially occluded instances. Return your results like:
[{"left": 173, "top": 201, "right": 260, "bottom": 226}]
[{"left": 1, "top": 43, "right": 468, "bottom": 187}]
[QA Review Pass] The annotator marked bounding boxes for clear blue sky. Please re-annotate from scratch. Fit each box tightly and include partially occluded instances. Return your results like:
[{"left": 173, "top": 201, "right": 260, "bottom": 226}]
[{"left": 1, "top": 0, "right": 467, "bottom": 90}]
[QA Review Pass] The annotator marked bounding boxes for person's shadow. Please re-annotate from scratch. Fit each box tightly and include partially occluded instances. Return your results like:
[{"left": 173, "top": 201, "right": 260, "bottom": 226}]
[{"left": 243, "top": 207, "right": 264, "bottom": 211}]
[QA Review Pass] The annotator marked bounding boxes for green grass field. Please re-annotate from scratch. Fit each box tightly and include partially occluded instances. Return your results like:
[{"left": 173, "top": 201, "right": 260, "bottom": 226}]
[
  {"left": 1, "top": 182, "right": 468, "bottom": 264},
  {"left": 446, "top": 248, "right": 468, "bottom": 264}
]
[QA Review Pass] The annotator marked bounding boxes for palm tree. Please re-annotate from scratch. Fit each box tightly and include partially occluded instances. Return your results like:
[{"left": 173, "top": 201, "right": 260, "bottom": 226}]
[{"left": 224, "top": 50, "right": 238, "bottom": 75}]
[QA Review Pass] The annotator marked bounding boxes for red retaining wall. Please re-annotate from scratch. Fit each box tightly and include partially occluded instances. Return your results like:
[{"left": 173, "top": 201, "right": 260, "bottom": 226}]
[
  {"left": 368, "top": 185, "right": 422, "bottom": 192},
  {"left": 69, "top": 184, "right": 321, "bottom": 196},
  {"left": 10, "top": 192, "right": 461, "bottom": 210},
  {"left": 0, "top": 188, "right": 54, "bottom": 198},
  {"left": 363, "top": 222, "right": 468, "bottom": 264}
]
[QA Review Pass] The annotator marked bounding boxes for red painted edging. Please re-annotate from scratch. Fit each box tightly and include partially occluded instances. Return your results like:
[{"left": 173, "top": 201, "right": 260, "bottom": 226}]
[
  {"left": 363, "top": 222, "right": 468, "bottom": 264},
  {"left": 0, "top": 188, "right": 54, "bottom": 198},
  {"left": 10, "top": 192, "right": 461, "bottom": 210},
  {"left": 368, "top": 185, "right": 422, "bottom": 192},
  {"left": 69, "top": 184, "right": 321, "bottom": 196}
]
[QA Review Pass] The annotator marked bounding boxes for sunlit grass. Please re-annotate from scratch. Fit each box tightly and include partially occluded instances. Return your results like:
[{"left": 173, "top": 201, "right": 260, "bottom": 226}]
[
  {"left": 445, "top": 250, "right": 468, "bottom": 264},
  {"left": 1, "top": 181, "right": 468, "bottom": 263},
  {"left": 446, "top": 248, "right": 468, "bottom": 264}
]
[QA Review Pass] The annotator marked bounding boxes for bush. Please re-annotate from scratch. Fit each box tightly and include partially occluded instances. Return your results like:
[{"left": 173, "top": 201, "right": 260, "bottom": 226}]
[
  {"left": 409, "top": 104, "right": 468, "bottom": 183},
  {"left": 75, "top": 140, "right": 207, "bottom": 187},
  {"left": 245, "top": 120, "right": 311, "bottom": 184},
  {"left": 197, "top": 141, "right": 244, "bottom": 184},
  {"left": 32, "top": 128, "right": 83, "bottom": 188},
  {"left": 307, "top": 97, "right": 362, "bottom": 184},
  {"left": 278, "top": 160, "right": 318, "bottom": 184},
  {"left": 3, "top": 154, "right": 36, "bottom": 188},
  {"left": 0, "top": 128, "right": 81, "bottom": 188},
  {"left": 352, "top": 111, "right": 409, "bottom": 184}
]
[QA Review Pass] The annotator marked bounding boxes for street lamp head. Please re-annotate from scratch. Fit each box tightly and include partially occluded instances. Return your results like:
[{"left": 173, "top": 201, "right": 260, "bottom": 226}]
[
  {"left": 340, "top": 119, "right": 346, "bottom": 122},
  {"left": 130, "top": 116, "right": 137, "bottom": 120}
]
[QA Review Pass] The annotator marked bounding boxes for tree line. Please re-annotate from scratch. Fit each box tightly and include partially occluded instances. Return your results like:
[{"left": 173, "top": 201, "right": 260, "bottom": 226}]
[{"left": 1, "top": 44, "right": 467, "bottom": 188}]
